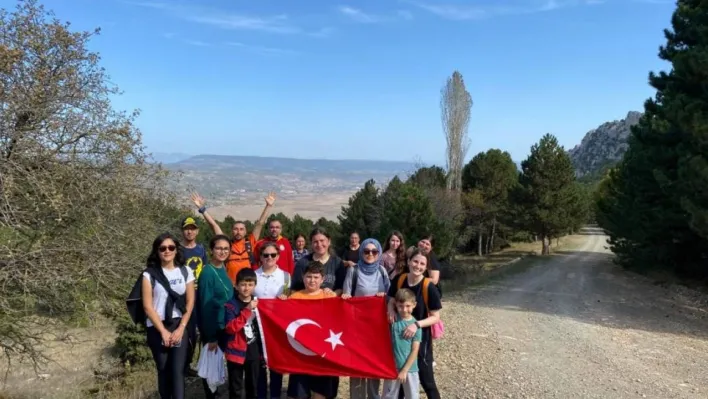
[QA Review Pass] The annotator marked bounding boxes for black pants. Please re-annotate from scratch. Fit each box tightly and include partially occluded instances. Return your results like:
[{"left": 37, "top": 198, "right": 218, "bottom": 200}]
[
  {"left": 147, "top": 318, "right": 189, "bottom": 399},
  {"left": 201, "top": 330, "right": 228, "bottom": 399},
  {"left": 398, "top": 337, "right": 440, "bottom": 399},
  {"left": 228, "top": 360, "right": 260, "bottom": 399}
]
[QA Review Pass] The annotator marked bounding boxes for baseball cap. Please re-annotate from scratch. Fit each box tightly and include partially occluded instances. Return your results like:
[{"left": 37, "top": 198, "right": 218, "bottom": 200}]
[{"left": 182, "top": 217, "right": 198, "bottom": 229}]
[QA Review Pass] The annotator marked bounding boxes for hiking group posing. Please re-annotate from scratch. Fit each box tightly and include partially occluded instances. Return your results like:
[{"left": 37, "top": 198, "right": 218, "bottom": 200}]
[{"left": 129, "top": 192, "right": 443, "bottom": 399}]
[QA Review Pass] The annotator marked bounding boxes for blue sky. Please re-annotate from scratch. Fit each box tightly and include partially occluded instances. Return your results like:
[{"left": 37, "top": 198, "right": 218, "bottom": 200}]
[{"left": 4, "top": 0, "right": 676, "bottom": 164}]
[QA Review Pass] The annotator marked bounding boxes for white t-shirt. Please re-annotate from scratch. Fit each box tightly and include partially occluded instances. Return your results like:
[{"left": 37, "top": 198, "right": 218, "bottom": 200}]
[
  {"left": 142, "top": 266, "right": 195, "bottom": 327},
  {"left": 254, "top": 267, "right": 290, "bottom": 299}
]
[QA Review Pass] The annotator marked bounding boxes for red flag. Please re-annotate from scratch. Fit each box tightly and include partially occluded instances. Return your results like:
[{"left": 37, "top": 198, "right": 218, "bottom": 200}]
[{"left": 256, "top": 296, "right": 397, "bottom": 379}]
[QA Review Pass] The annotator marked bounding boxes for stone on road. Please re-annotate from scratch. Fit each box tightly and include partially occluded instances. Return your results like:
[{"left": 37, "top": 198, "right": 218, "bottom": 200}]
[{"left": 435, "top": 227, "right": 708, "bottom": 398}]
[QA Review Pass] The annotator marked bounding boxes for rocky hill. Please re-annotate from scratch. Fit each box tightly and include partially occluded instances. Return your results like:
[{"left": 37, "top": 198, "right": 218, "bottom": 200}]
[{"left": 568, "top": 111, "right": 642, "bottom": 179}]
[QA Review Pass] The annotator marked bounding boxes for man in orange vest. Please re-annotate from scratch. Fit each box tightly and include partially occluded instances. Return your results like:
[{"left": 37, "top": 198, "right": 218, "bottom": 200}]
[{"left": 191, "top": 191, "right": 275, "bottom": 285}]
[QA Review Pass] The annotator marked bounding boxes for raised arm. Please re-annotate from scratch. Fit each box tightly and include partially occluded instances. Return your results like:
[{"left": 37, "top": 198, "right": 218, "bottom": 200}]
[
  {"left": 191, "top": 192, "right": 223, "bottom": 235},
  {"left": 251, "top": 191, "right": 276, "bottom": 240}
]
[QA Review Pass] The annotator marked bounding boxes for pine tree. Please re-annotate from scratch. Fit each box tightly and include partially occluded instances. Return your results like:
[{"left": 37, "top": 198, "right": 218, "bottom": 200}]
[
  {"left": 461, "top": 149, "right": 519, "bottom": 254},
  {"left": 337, "top": 179, "right": 381, "bottom": 246},
  {"left": 515, "top": 134, "right": 578, "bottom": 254},
  {"left": 596, "top": 0, "right": 708, "bottom": 277}
]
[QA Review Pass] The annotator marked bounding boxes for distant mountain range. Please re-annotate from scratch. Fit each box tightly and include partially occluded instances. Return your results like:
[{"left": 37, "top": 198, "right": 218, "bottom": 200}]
[
  {"left": 568, "top": 111, "right": 642, "bottom": 180},
  {"left": 163, "top": 154, "right": 417, "bottom": 206}
]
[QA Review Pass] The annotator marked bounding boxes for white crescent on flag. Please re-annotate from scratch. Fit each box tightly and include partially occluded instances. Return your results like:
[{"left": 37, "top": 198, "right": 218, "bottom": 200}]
[{"left": 285, "top": 319, "right": 320, "bottom": 357}]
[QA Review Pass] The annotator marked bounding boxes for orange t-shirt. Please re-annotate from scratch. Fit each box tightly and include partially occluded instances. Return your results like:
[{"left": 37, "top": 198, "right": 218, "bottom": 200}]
[
  {"left": 289, "top": 290, "right": 337, "bottom": 300},
  {"left": 226, "top": 234, "right": 257, "bottom": 286}
]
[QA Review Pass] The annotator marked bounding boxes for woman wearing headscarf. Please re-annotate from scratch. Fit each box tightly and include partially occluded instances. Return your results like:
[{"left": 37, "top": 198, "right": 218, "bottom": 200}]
[{"left": 341, "top": 238, "right": 391, "bottom": 399}]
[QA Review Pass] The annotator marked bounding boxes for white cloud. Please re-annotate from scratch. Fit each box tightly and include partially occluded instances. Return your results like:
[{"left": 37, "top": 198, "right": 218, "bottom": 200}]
[
  {"left": 338, "top": 6, "right": 381, "bottom": 23},
  {"left": 225, "top": 42, "right": 300, "bottom": 56},
  {"left": 407, "top": 0, "right": 598, "bottom": 20}
]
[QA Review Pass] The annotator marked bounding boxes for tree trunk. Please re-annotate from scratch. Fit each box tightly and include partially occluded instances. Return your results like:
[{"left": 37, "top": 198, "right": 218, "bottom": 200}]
[
  {"left": 490, "top": 217, "right": 496, "bottom": 252},
  {"left": 477, "top": 226, "right": 483, "bottom": 256},
  {"left": 541, "top": 235, "right": 550, "bottom": 255}
]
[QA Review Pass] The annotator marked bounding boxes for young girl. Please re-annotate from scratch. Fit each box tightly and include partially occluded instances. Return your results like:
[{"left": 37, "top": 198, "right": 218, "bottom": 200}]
[
  {"left": 386, "top": 249, "right": 441, "bottom": 399},
  {"left": 381, "top": 231, "right": 406, "bottom": 280}
]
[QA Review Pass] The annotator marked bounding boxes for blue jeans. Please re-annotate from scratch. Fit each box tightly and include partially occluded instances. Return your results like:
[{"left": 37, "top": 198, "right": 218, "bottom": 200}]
[{"left": 257, "top": 366, "right": 283, "bottom": 399}]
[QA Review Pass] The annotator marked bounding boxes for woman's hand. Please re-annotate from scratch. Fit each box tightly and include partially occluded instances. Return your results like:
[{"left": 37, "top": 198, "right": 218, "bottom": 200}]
[
  {"left": 344, "top": 261, "right": 355, "bottom": 267},
  {"left": 387, "top": 309, "right": 397, "bottom": 324},
  {"left": 208, "top": 341, "right": 218, "bottom": 352},
  {"left": 323, "top": 287, "right": 334, "bottom": 295},
  {"left": 170, "top": 325, "right": 185, "bottom": 346},
  {"left": 277, "top": 294, "right": 288, "bottom": 300},
  {"left": 249, "top": 298, "right": 259, "bottom": 310},
  {"left": 160, "top": 329, "right": 173, "bottom": 347},
  {"left": 341, "top": 293, "right": 351, "bottom": 300},
  {"left": 397, "top": 371, "right": 408, "bottom": 384},
  {"left": 375, "top": 292, "right": 385, "bottom": 297},
  {"left": 402, "top": 322, "right": 418, "bottom": 339}
]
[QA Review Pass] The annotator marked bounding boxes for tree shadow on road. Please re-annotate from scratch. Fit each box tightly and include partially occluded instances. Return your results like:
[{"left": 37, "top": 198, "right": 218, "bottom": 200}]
[{"left": 446, "top": 248, "right": 708, "bottom": 341}]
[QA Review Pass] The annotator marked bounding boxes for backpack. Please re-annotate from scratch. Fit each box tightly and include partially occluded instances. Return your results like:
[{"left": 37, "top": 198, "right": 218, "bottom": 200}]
[
  {"left": 126, "top": 266, "right": 189, "bottom": 325},
  {"left": 395, "top": 273, "right": 444, "bottom": 339},
  {"left": 350, "top": 266, "right": 389, "bottom": 297}
]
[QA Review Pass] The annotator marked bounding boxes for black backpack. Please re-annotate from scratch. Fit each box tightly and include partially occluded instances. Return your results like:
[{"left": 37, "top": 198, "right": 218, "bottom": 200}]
[
  {"left": 350, "top": 265, "right": 389, "bottom": 296},
  {"left": 125, "top": 266, "right": 188, "bottom": 325}
]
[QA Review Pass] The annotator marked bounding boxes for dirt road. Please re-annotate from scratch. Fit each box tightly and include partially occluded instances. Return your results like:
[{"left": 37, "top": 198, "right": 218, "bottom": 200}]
[{"left": 436, "top": 227, "right": 708, "bottom": 398}]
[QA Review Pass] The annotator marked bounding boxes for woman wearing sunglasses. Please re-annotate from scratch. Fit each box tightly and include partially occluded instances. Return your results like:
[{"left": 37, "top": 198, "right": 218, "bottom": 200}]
[
  {"left": 141, "top": 232, "right": 196, "bottom": 399},
  {"left": 341, "top": 238, "right": 391, "bottom": 399},
  {"left": 196, "top": 234, "right": 235, "bottom": 399},
  {"left": 255, "top": 241, "right": 292, "bottom": 399}
]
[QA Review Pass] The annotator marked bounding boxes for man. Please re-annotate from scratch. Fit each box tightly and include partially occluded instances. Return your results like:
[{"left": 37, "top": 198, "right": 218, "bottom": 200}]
[
  {"left": 180, "top": 216, "right": 209, "bottom": 377},
  {"left": 253, "top": 219, "right": 295, "bottom": 275},
  {"left": 191, "top": 191, "right": 275, "bottom": 285}
]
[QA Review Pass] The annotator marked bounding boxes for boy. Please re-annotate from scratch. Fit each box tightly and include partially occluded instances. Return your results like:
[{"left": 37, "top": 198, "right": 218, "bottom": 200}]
[
  {"left": 281, "top": 262, "right": 338, "bottom": 399},
  {"left": 224, "top": 268, "right": 262, "bottom": 399},
  {"left": 382, "top": 288, "right": 421, "bottom": 399}
]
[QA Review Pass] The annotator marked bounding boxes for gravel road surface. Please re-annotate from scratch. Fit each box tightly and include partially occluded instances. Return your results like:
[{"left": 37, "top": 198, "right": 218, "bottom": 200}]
[{"left": 435, "top": 227, "right": 708, "bottom": 398}]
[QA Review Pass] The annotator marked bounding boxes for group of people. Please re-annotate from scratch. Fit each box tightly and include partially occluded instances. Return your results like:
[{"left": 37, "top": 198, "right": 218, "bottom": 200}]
[{"left": 135, "top": 192, "right": 443, "bottom": 399}]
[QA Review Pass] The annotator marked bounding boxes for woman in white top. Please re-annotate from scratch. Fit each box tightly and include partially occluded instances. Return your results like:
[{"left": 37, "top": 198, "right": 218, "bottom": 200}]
[
  {"left": 254, "top": 241, "right": 291, "bottom": 399},
  {"left": 141, "top": 232, "right": 195, "bottom": 399}
]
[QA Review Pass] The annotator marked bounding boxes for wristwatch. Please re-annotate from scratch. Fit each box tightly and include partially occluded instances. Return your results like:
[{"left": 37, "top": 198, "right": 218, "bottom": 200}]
[{"left": 414, "top": 321, "right": 421, "bottom": 328}]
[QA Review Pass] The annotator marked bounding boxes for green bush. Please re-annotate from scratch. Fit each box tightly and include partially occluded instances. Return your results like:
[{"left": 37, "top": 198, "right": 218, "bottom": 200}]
[{"left": 114, "top": 315, "right": 152, "bottom": 367}]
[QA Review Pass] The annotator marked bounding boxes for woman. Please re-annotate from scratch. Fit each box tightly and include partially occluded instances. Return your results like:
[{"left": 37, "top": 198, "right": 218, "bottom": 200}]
[
  {"left": 141, "top": 232, "right": 195, "bottom": 399},
  {"left": 387, "top": 249, "right": 442, "bottom": 399},
  {"left": 197, "top": 234, "right": 234, "bottom": 399},
  {"left": 407, "top": 234, "right": 440, "bottom": 286},
  {"left": 292, "top": 234, "right": 309, "bottom": 264},
  {"left": 255, "top": 241, "right": 291, "bottom": 399},
  {"left": 342, "top": 238, "right": 391, "bottom": 399},
  {"left": 381, "top": 231, "right": 406, "bottom": 280},
  {"left": 291, "top": 227, "right": 346, "bottom": 294},
  {"left": 288, "top": 226, "right": 345, "bottom": 399},
  {"left": 340, "top": 231, "right": 361, "bottom": 267}
]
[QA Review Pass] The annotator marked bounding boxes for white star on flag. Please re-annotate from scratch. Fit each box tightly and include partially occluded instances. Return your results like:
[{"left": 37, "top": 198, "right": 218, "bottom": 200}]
[{"left": 324, "top": 330, "right": 344, "bottom": 351}]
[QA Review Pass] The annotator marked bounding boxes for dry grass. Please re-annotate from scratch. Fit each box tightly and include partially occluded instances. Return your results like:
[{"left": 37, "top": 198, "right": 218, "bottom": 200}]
[{"left": 455, "top": 234, "right": 588, "bottom": 272}]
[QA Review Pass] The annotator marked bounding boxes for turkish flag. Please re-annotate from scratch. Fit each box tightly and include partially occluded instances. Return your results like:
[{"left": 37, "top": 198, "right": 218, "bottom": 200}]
[{"left": 256, "top": 296, "right": 398, "bottom": 379}]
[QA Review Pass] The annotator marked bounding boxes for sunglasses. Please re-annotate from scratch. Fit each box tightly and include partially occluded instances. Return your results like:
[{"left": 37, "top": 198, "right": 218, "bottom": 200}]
[
  {"left": 363, "top": 249, "right": 379, "bottom": 256},
  {"left": 261, "top": 252, "right": 278, "bottom": 258},
  {"left": 159, "top": 245, "right": 176, "bottom": 253}
]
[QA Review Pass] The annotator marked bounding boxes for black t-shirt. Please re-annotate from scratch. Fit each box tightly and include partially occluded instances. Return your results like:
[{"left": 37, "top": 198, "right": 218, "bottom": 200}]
[
  {"left": 387, "top": 275, "right": 442, "bottom": 344},
  {"left": 237, "top": 298, "right": 262, "bottom": 361},
  {"left": 340, "top": 247, "right": 360, "bottom": 264},
  {"left": 292, "top": 254, "right": 346, "bottom": 292}
]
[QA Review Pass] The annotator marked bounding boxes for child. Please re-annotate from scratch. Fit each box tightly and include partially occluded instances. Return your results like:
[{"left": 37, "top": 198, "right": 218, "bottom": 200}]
[
  {"left": 382, "top": 288, "right": 421, "bottom": 399},
  {"left": 281, "top": 261, "right": 338, "bottom": 399},
  {"left": 224, "top": 268, "right": 262, "bottom": 399}
]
